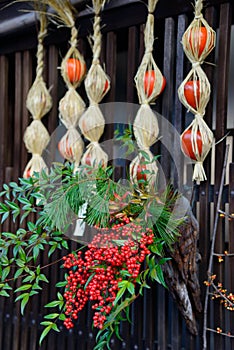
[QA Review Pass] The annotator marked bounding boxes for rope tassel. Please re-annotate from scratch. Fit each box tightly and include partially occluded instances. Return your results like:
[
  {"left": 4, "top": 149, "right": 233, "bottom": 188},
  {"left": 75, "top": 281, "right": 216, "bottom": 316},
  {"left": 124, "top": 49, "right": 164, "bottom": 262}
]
[
  {"left": 79, "top": 0, "right": 110, "bottom": 169},
  {"left": 178, "top": 0, "right": 216, "bottom": 183},
  {"left": 130, "top": 0, "right": 165, "bottom": 191},
  {"left": 56, "top": 4, "right": 86, "bottom": 167},
  {"left": 23, "top": 8, "right": 52, "bottom": 178}
]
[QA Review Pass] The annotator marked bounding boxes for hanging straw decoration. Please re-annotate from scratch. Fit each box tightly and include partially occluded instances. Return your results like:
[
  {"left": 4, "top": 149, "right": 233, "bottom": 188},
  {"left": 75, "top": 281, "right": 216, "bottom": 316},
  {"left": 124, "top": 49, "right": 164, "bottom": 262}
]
[
  {"left": 79, "top": 0, "right": 110, "bottom": 169},
  {"left": 45, "top": 0, "right": 86, "bottom": 169},
  {"left": 130, "top": 0, "right": 166, "bottom": 190},
  {"left": 23, "top": 7, "right": 52, "bottom": 178},
  {"left": 178, "top": 0, "right": 216, "bottom": 183}
]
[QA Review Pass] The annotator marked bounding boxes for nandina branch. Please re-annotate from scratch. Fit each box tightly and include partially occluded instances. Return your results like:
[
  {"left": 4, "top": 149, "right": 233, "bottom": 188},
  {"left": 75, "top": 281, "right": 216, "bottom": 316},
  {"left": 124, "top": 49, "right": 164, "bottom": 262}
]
[{"left": 211, "top": 281, "right": 234, "bottom": 309}]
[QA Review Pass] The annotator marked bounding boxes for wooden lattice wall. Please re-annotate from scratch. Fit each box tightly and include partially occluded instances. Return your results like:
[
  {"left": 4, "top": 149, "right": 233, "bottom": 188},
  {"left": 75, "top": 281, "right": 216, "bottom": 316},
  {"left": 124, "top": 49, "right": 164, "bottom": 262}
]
[{"left": 0, "top": 0, "right": 233, "bottom": 349}]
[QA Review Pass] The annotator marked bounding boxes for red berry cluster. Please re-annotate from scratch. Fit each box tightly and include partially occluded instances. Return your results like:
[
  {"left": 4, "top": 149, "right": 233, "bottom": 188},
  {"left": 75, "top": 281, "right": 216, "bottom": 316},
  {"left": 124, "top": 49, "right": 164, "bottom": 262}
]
[{"left": 62, "top": 217, "right": 154, "bottom": 330}]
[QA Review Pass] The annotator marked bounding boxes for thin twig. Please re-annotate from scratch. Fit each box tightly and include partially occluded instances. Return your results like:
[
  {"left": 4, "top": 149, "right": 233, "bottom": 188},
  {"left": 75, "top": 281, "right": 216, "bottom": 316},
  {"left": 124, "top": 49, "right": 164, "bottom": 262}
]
[
  {"left": 202, "top": 144, "right": 230, "bottom": 350},
  {"left": 213, "top": 252, "right": 234, "bottom": 257},
  {"left": 210, "top": 281, "right": 234, "bottom": 309},
  {"left": 206, "top": 328, "right": 234, "bottom": 338}
]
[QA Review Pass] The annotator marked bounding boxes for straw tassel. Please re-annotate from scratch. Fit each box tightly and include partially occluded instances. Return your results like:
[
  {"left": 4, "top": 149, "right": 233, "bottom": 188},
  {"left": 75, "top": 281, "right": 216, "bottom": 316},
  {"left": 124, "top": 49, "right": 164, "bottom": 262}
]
[
  {"left": 130, "top": 0, "right": 165, "bottom": 190},
  {"left": 53, "top": 2, "right": 86, "bottom": 167},
  {"left": 23, "top": 8, "right": 52, "bottom": 178},
  {"left": 179, "top": 0, "right": 216, "bottom": 183},
  {"left": 79, "top": 0, "right": 110, "bottom": 170}
]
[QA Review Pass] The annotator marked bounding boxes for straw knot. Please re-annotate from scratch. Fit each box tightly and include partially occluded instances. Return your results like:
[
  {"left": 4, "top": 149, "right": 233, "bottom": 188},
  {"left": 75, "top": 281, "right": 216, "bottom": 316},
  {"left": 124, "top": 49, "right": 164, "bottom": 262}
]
[
  {"left": 88, "top": 141, "right": 99, "bottom": 148},
  {"left": 140, "top": 146, "right": 150, "bottom": 152},
  {"left": 92, "top": 58, "right": 100, "bottom": 65},
  {"left": 192, "top": 61, "right": 201, "bottom": 69},
  {"left": 32, "top": 153, "right": 42, "bottom": 158},
  {"left": 195, "top": 13, "right": 203, "bottom": 20},
  {"left": 67, "top": 125, "right": 76, "bottom": 130},
  {"left": 195, "top": 113, "right": 205, "bottom": 120}
]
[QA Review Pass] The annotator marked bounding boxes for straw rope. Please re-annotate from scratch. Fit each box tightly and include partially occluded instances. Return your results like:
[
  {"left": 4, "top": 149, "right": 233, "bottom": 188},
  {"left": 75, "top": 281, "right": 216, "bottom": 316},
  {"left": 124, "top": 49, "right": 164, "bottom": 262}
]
[
  {"left": 23, "top": 9, "right": 52, "bottom": 178},
  {"left": 130, "top": 0, "right": 163, "bottom": 190},
  {"left": 56, "top": 2, "right": 86, "bottom": 167},
  {"left": 178, "top": 0, "right": 216, "bottom": 183},
  {"left": 79, "top": 0, "right": 109, "bottom": 169}
]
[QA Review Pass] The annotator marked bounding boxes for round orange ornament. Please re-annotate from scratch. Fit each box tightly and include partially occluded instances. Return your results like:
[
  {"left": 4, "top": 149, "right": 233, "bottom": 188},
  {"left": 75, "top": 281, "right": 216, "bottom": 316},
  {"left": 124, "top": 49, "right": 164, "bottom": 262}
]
[
  {"left": 184, "top": 80, "right": 200, "bottom": 109},
  {"left": 144, "top": 70, "right": 166, "bottom": 97},
  {"left": 181, "top": 129, "right": 202, "bottom": 160},
  {"left": 66, "top": 58, "right": 86, "bottom": 85}
]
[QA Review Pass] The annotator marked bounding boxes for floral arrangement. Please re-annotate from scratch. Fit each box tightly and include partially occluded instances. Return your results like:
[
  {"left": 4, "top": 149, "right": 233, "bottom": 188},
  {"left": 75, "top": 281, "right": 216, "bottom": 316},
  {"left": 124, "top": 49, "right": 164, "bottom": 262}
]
[{"left": 0, "top": 155, "right": 183, "bottom": 349}]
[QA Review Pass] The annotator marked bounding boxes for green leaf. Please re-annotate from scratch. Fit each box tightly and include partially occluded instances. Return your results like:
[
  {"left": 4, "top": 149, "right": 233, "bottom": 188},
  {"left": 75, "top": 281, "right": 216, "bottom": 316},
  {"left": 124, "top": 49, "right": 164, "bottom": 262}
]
[
  {"left": 15, "top": 259, "right": 25, "bottom": 268},
  {"left": 57, "top": 292, "right": 63, "bottom": 301},
  {"left": 38, "top": 274, "right": 49, "bottom": 283},
  {"left": 61, "top": 240, "right": 69, "bottom": 250},
  {"left": 113, "top": 286, "right": 127, "bottom": 306},
  {"left": 20, "top": 211, "right": 32, "bottom": 223},
  {"left": 1, "top": 266, "right": 10, "bottom": 281},
  {"left": 15, "top": 292, "right": 29, "bottom": 302},
  {"left": 14, "top": 284, "right": 32, "bottom": 293},
  {"left": 27, "top": 222, "right": 35, "bottom": 231},
  {"left": 56, "top": 281, "right": 67, "bottom": 288},
  {"left": 22, "top": 275, "right": 35, "bottom": 283},
  {"left": 139, "top": 150, "right": 150, "bottom": 162},
  {"left": 21, "top": 294, "right": 29, "bottom": 315},
  {"left": 48, "top": 244, "right": 57, "bottom": 258},
  {"left": 0, "top": 256, "right": 9, "bottom": 266},
  {"left": 58, "top": 314, "right": 66, "bottom": 321},
  {"left": 33, "top": 246, "right": 40, "bottom": 261},
  {"left": 6, "top": 201, "right": 19, "bottom": 210},
  {"left": 39, "top": 324, "right": 53, "bottom": 345},
  {"left": 0, "top": 290, "right": 10, "bottom": 297},
  {"left": 2, "top": 232, "right": 17, "bottom": 240},
  {"left": 1, "top": 211, "right": 9, "bottom": 223},
  {"left": 84, "top": 273, "right": 95, "bottom": 291},
  {"left": 44, "top": 313, "right": 59, "bottom": 320},
  {"left": 52, "top": 323, "right": 60, "bottom": 332},
  {"left": 155, "top": 265, "right": 166, "bottom": 287},
  {"left": 127, "top": 282, "right": 135, "bottom": 295},
  {"left": 45, "top": 300, "right": 63, "bottom": 308},
  {"left": 149, "top": 244, "right": 163, "bottom": 256}
]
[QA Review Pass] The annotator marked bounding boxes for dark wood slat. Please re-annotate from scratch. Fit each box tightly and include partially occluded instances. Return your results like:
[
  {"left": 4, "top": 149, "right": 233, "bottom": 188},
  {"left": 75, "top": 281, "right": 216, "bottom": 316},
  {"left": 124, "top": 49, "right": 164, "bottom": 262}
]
[
  {"left": 47, "top": 45, "right": 59, "bottom": 135},
  {"left": 229, "top": 163, "right": 234, "bottom": 350},
  {"left": 173, "top": 14, "right": 188, "bottom": 191},
  {"left": 130, "top": 298, "right": 143, "bottom": 349},
  {"left": 161, "top": 17, "right": 175, "bottom": 183},
  {"left": 21, "top": 51, "right": 33, "bottom": 177},
  {"left": 126, "top": 26, "right": 138, "bottom": 103},
  {"left": 198, "top": 6, "right": 218, "bottom": 350},
  {"left": 13, "top": 52, "right": 23, "bottom": 181},
  {"left": 213, "top": 3, "right": 232, "bottom": 349},
  {"left": 157, "top": 18, "right": 175, "bottom": 348},
  {"left": 105, "top": 31, "right": 117, "bottom": 103},
  {"left": 169, "top": 15, "right": 189, "bottom": 350},
  {"left": 142, "top": 288, "right": 154, "bottom": 349},
  {"left": 0, "top": 55, "right": 8, "bottom": 187},
  {"left": 138, "top": 24, "right": 145, "bottom": 65},
  {"left": 103, "top": 31, "right": 117, "bottom": 166}
]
